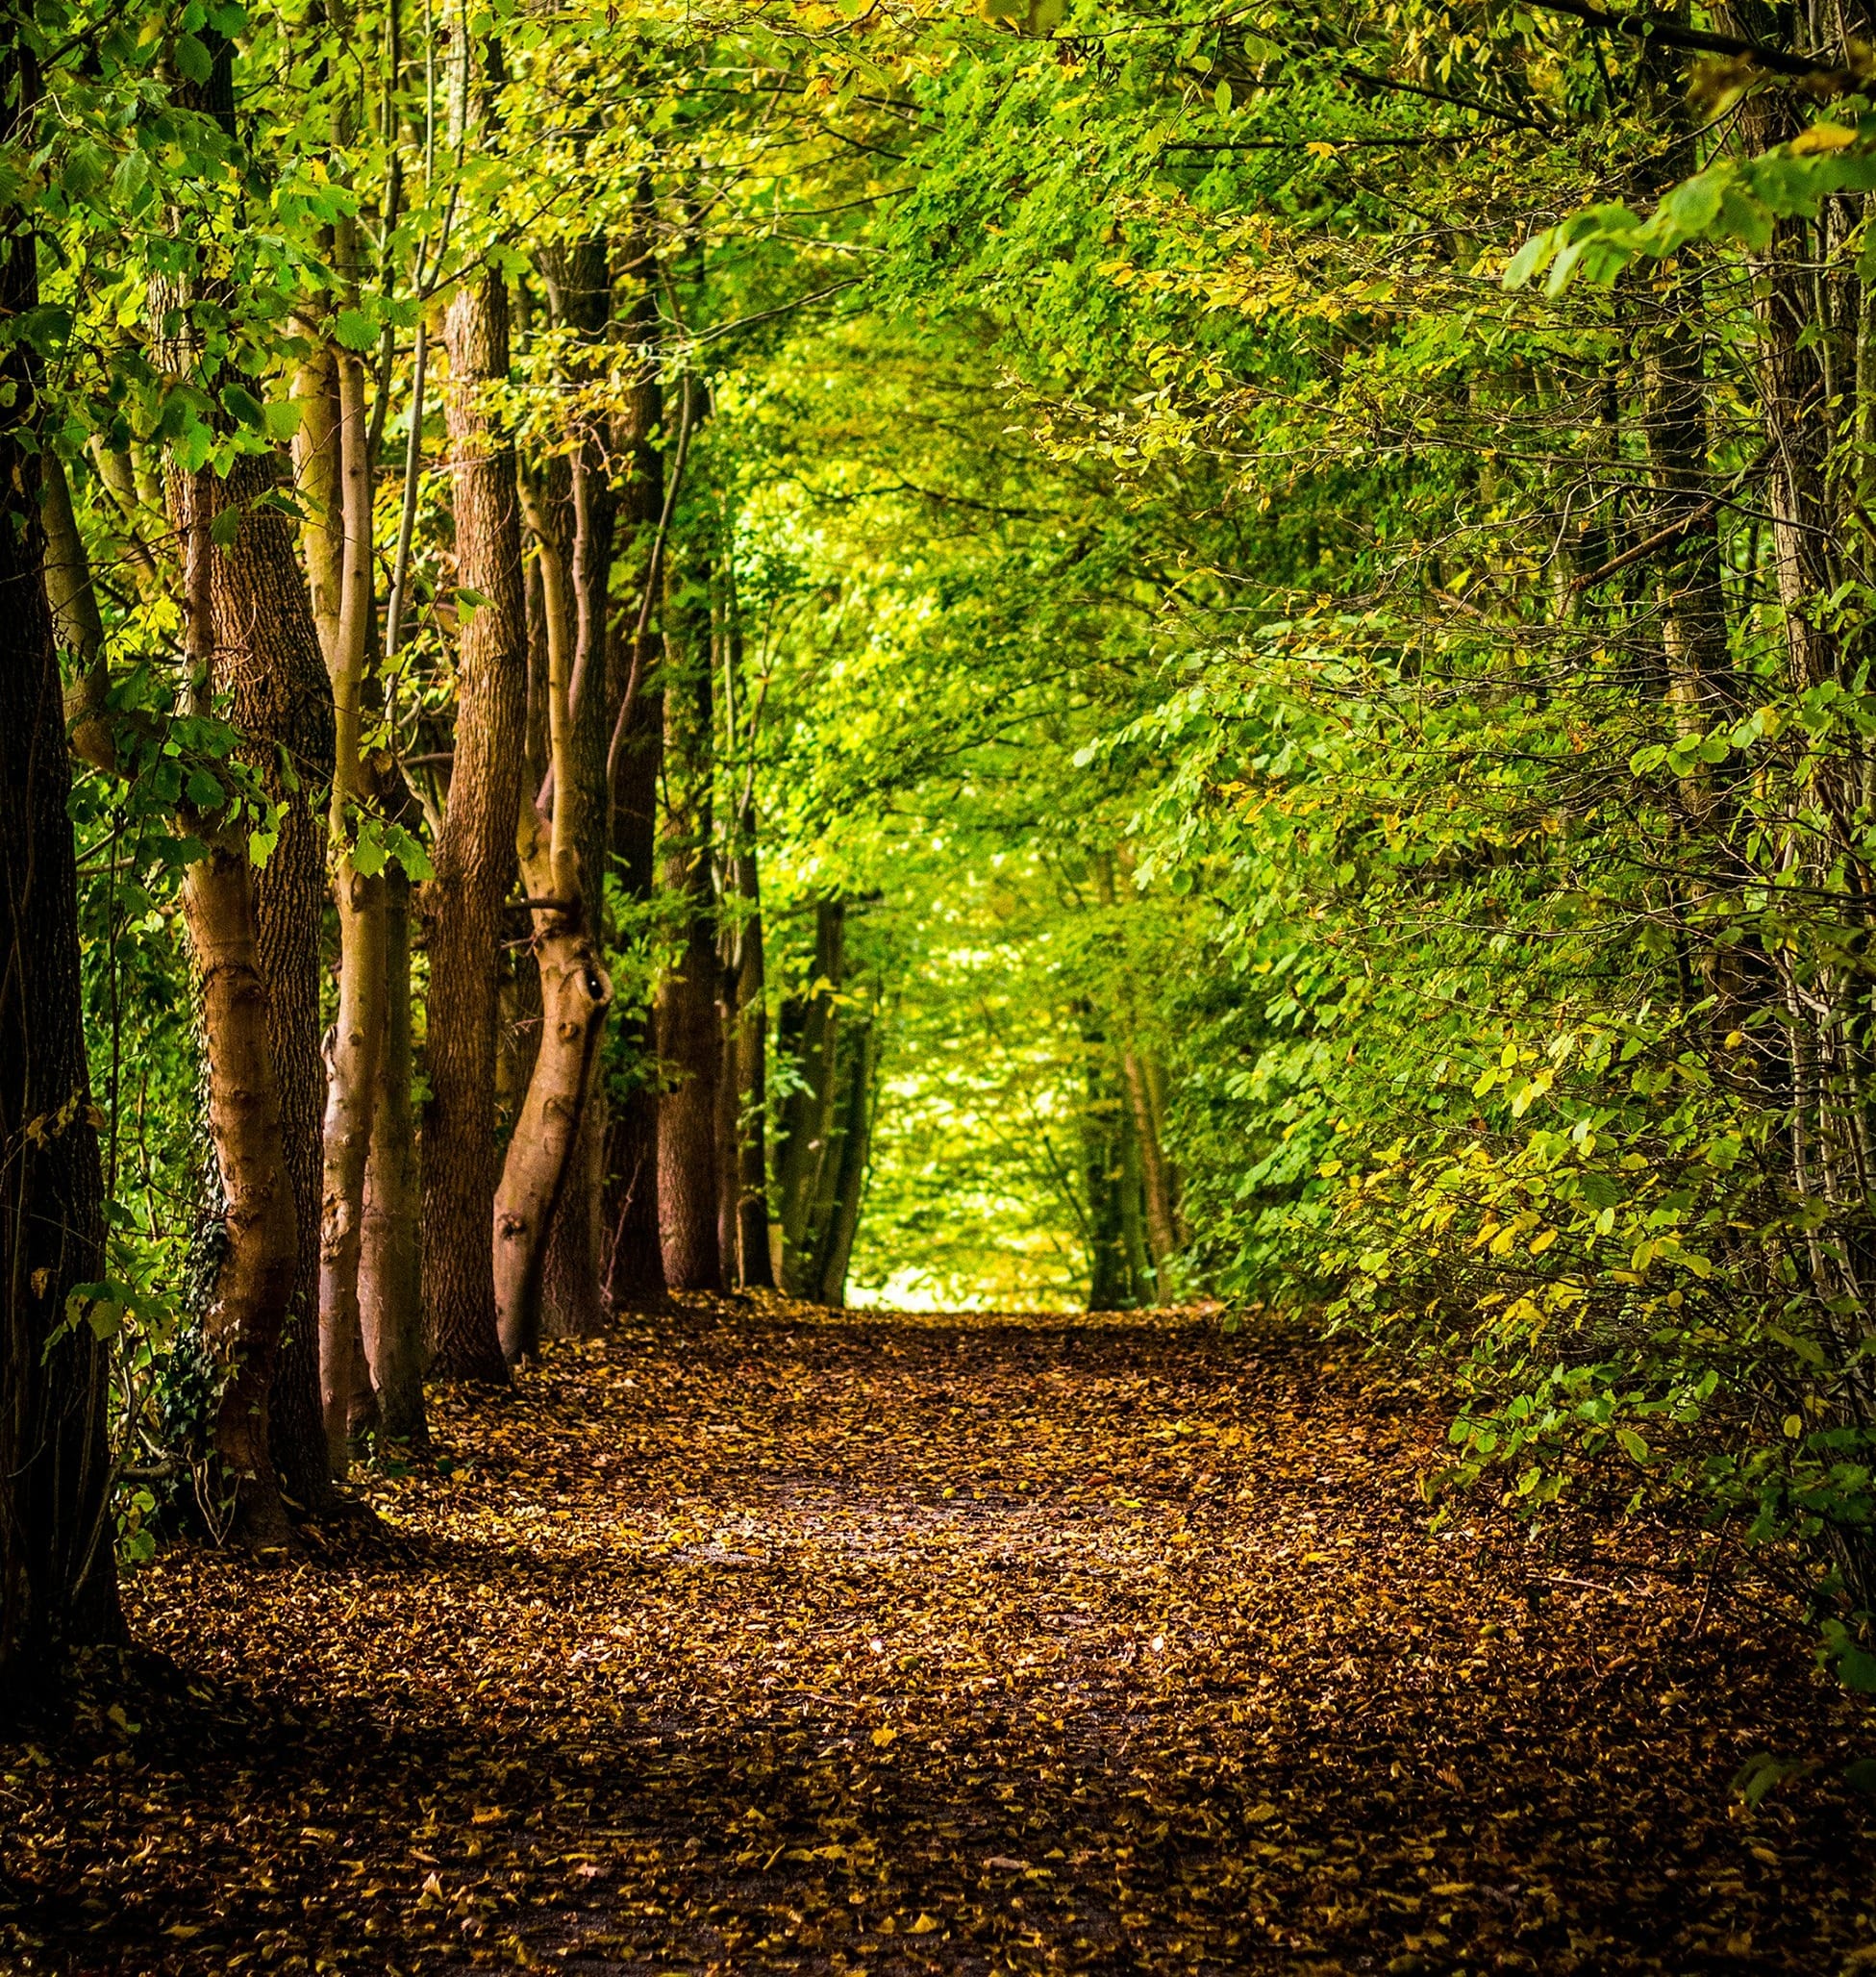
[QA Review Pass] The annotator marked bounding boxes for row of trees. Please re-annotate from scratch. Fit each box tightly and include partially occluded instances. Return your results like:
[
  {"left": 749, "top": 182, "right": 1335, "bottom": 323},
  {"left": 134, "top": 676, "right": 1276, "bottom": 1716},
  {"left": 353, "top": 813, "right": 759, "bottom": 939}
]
[
  {"left": 12, "top": 0, "right": 1876, "bottom": 1704},
  {"left": 0, "top": 0, "right": 897, "bottom": 1700}
]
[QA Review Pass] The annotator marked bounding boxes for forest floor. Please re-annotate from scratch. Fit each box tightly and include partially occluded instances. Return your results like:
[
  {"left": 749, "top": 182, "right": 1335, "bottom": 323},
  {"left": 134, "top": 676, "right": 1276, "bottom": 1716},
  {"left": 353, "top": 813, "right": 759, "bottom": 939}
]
[{"left": 4, "top": 1300, "right": 1876, "bottom": 1976}]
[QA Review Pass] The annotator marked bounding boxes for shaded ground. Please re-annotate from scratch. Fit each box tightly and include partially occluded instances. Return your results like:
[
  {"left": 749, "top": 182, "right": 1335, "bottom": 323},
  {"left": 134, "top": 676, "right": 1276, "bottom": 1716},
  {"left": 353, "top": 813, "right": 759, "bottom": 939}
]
[{"left": 4, "top": 1300, "right": 1875, "bottom": 1974}]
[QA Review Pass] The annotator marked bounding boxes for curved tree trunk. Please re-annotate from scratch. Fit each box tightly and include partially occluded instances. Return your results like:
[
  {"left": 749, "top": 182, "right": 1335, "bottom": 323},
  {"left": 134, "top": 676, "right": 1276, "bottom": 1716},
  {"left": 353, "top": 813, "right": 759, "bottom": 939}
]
[
  {"left": 421, "top": 268, "right": 527, "bottom": 1383},
  {"left": 496, "top": 466, "right": 613, "bottom": 1363}
]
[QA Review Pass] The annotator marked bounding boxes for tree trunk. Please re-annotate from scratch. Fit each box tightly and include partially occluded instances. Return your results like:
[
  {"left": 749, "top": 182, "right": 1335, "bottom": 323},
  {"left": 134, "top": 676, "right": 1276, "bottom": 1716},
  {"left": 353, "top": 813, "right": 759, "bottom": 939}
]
[
  {"left": 171, "top": 485, "right": 298, "bottom": 1545},
  {"left": 814, "top": 1014, "right": 877, "bottom": 1307},
  {"left": 733, "top": 835, "right": 775, "bottom": 1289},
  {"left": 0, "top": 37, "right": 122, "bottom": 1689},
  {"left": 316, "top": 338, "right": 384, "bottom": 1476},
  {"left": 656, "top": 552, "right": 722, "bottom": 1291},
  {"left": 359, "top": 770, "right": 426, "bottom": 1446},
  {"left": 166, "top": 448, "right": 338, "bottom": 1515},
  {"left": 602, "top": 237, "right": 669, "bottom": 1312},
  {"left": 777, "top": 898, "right": 845, "bottom": 1294},
  {"left": 716, "top": 957, "right": 741, "bottom": 1281},
  {"left": 539, "top": 236, "right": 617, "bottom": 1339},
  {"left": 421, "top": 268, "right": 527, "bottom": 1383},
  {"left": 495, "top": 463, "right": 613, "bottom": 1363}
]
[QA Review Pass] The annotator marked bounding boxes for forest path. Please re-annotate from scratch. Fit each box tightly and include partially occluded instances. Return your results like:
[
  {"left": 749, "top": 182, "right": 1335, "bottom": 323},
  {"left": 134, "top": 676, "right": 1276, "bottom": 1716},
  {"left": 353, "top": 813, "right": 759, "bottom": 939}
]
[{"left": 6, "top": 1301, "right": 1874, "bottom": 1975}]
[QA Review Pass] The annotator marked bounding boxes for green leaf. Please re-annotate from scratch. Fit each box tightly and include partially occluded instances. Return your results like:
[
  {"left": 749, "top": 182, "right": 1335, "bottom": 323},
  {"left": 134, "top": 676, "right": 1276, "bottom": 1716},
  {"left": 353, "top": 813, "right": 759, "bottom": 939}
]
[
  {"left": 221, "top": 384, "right": 267, "bottom": 431},
  {"left": 209, "top": 506, "right": 242, "bottom": 548},
  {"left": 1502, "top": 229, "right": 1555, "bottom": 291},
  {"left": 1614, "top": 1427, "right": 1649, "bottom": 1464},
  {"left": 1213, "top": 79, "right": 1231, "bottom": 116},
  {"left": 263, "top": 399, "right": 303, "bottom": 443},
  {"left": 174, "top": 32, "right": 213, "bottom": 84},
  {"left": 335, "top": 308, "right": 379, "bottom": 353},
  {"left": 185, "top": 769, "right": 224, "bottom": 809}
]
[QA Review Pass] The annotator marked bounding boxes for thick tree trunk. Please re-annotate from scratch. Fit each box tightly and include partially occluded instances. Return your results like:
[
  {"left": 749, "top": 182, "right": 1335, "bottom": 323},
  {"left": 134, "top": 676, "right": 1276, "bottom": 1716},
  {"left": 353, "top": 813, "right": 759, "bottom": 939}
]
[
  {"left": 167, "top": 450, "right": 338, "bottom": 1514},
  {"left": 359, "top": 782, "right": 426, "bottom": 1446},
  {"left": 656, "top": 553, "right": 723, "bottom": 1292},
  {"left": 0, "top": 48, "right": 121, "bottom": 1689},
  {"left": 539, "top": 236, "right": 618, "bottom": 1339},
  {"left": 421, "top": 269, "right": 527, "bottom": 1383}
]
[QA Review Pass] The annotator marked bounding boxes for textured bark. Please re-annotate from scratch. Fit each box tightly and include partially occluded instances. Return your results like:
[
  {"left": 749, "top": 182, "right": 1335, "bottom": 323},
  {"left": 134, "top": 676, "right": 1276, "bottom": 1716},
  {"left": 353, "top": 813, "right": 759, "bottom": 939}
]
[
  {"left": 184, "top": 835, "right": 299, "bottom": 1547},
  {"left": 1718, "top": 9, "right": 1841, "bottom": 688},
  {"left": 655, "top": 553, "right": 722, "bottom": 1293},
  {"left": 168, "top": 451, "right": 338, "bottom": 1514},
  {"left": 539, "top": 237, "right": 619, "bottom": 1339},
  {"left": 421, "top": 269, "right": 526, "bottom": 1383},
  {"left": 602, "top": 281, "right": 670, "bottom": 1311},
  {"left": 317, "top": 342, "right": 383, "bottom": 1476},
  {"left": 359, "top": 768, "right": 426, "bottom": 1446},
  {"left": 0, "top": 46, "right": 121, "bottom": 1690},
  {"left": 496, "top": 463, "right": 613, "bottom": 1364}
]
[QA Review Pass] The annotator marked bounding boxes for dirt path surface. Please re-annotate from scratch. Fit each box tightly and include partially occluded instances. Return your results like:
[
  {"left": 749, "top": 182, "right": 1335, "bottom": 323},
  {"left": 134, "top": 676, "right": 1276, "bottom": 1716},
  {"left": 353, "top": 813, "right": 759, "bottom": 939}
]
[{"left": 4, "top": 1302, "right": 1873, "bottom": 1974}]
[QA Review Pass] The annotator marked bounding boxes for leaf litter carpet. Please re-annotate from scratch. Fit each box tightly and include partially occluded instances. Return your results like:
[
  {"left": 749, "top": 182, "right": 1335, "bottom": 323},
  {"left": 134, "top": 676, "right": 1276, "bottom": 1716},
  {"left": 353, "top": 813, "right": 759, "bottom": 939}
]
[{"left": 4, "top": 1301, "right": 1875, "bottom": 1975}]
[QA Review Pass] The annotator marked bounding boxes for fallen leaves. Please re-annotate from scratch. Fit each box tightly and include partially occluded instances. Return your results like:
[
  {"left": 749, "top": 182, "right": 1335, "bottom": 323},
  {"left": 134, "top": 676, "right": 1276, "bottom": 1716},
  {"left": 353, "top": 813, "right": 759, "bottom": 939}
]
[{"left": 1, "top": 1300, "right": 1874, "bottom": 1972}]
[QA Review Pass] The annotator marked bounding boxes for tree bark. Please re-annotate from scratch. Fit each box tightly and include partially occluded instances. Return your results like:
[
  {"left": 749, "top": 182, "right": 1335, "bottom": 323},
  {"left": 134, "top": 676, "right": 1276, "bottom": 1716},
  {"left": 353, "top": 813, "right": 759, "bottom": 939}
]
[
  {"left": 358, "top": 763, "right": 426, "bottom": 1445},
  {"left": 777, "top": 898, "right": 845, "bottom": 1294},
  {"left": 421, "top": 268, "right": 527, "bottom": 1383},
  {"left": 733, "top": 832, "right": 776, "bottom": 1289},
  {"left": 539, "top": 237, "right": 618, "bottom": 1339},
  {"left": 656, "top": 550, "right": 722, "bottom": 1291},
  {"left": 602, "top": 240, "right": 669, "bottom": 1312},
  {"left": 173, "top": 503, "right": 298, "bottom": 1548},
  {"left": 496, "top": 463, "right": 613, "bottom": 1363},
  {"left": 0, "top": 38, "right": 121, "bottom": 1690},
  {"left": 316, "top": 338, "right": 384, "bottom": 1475}
]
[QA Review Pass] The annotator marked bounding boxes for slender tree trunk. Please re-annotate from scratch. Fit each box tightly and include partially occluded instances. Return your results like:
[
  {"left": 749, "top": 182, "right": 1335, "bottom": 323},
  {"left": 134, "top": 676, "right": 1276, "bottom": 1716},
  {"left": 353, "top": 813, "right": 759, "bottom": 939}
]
[
  {"left": 814, "top": 1015, "right": 876, "bottom": 1307},
  {"left": 777, "top": 898, "right": 845, "bottom": 1293},
  {"left": 0, "top": 43, "right": 121, "bottom": 1689},
  {"left": 733, "top": 833, "right": 774, "bottom": 1289},
  {"left": 656, "top": 551, "right": 722, "bottom": 1291},
  {"left": 359, "top": 766, "right": 426, "bottom": 1445},
  {"left": 496, "top": 465, "right": 613, "bottom": 1362},
  {"left": 715, "top": 959, "right": 740, "bottom": 1281},
  {"left": 421, "top": 268, "right": 526, "bottom": 1382},
  {"left": 602, "top": 242, "right": 669, "bottom": 1311},
  {"left": 309, "top": 317, "right": 384, "bottom": 1475}
]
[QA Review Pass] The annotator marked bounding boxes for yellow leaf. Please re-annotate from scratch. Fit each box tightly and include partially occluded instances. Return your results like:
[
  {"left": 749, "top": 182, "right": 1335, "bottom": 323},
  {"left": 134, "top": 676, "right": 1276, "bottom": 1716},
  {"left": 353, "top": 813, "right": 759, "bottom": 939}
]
[
  {"left": 871, "top": 1725, "right": 897, "bottom": 1747},
  {"left": 1306, "top": 139, "right": 1337, "bottom": 158},
  {"left": 1792, "top": 121, "right": 1856, "bottom": 153},
  {"left": 908, "top": 1913, "right": 941, "bottom": 1934}
]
